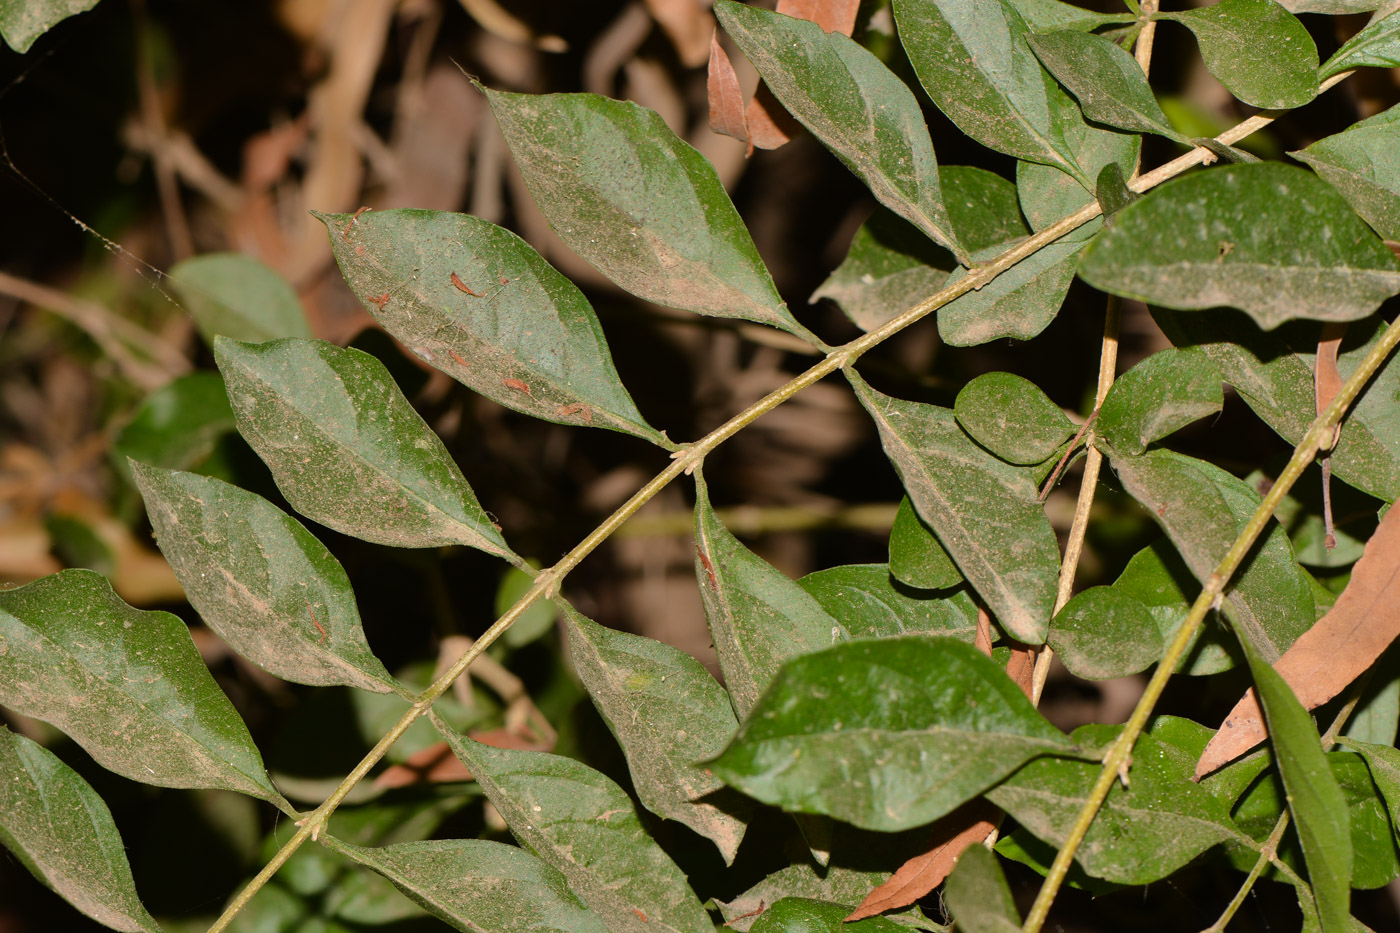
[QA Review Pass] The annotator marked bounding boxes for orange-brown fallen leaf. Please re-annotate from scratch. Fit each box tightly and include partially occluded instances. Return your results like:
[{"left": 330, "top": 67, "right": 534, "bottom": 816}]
[
  {"left": 375, "top": 724, "right": 555, "bottom": 789},
  {"left": 707, "top": 32, "right": 751, "bottom": 152},
  {"left": 777, "top": 0, "right": 859, "bottom": 34},
  {"left": 1195, "top": 504, "right": 1400, "bottom": 779},
  {"left": 1315, "top": 322, "right": 1348, "bottom": 547}
]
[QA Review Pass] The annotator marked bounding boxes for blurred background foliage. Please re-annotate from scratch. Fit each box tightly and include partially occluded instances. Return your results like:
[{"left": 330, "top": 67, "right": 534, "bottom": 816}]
[{"left": 1, "top": 1, "right": 1399, "bottom": 930}]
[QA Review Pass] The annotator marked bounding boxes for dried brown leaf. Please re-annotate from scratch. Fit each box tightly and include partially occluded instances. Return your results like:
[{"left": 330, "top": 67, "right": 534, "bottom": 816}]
[
  {"left": 645, "top": 0, "right": 714, "bottom": 67},
  {"left": 707, "top": 31, "right": 750, "bottom": 149},
  {"left": 975, "top": 605, "right": 994, "bottom": 657},
  {"left": 1315, "top": 323, "right": 1348, "bottom": 422},
  {"left": 1195, "top": 505, "right": 1400, "bottom": 779},
  {"left": 776, "top": 0, "right": 859, "bottom": 34},
  {"left": 374, "top": 724, "right": 555, "bottom": 788},
  {"left": 1006, "top": 643, "right": 1036, "bottom": 700}
]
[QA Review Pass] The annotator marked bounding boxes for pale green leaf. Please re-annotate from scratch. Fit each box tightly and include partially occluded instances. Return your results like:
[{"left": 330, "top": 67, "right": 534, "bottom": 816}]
[
  {"left": 1095, "top": 346, "right": 1223, "bottom": 455},
  {"left": 170, "top": 253, "right": 311, "bottom": 346},
  {"left": 1291, "top": 105, "right": 1400, "bottom": 241},
  {"left": 1028, "top": 30, "right": 1188, "bottom": 142},
  {"left": 797, "top": 563, "right": 979, "bottom": 640},
  {"left": 887, "top": 496, "right": 961, "bottom": 590},
  {"left": 495, "top": 563, "right": 557, "bottom": 649},
  {"left": 954, "top": 372, "right": 1074, "bottom": 465},
  {"left": 945, "top": 844, "right": 1022, "bottom": 933},
  {"left": 1155, "top": 0, "right": 1318, "bottom": 109},
  {"left": 0, "top": 0, "right": 99, "bottom": 53}
]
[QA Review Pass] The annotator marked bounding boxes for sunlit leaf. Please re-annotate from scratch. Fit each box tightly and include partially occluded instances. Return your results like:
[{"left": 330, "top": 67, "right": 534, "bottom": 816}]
[
  {"left": 170, "top": 252, "right": 311, "bottom": 346},
  {"left": 1155, "top": 0, "right": 1318, "bottom": 109}
]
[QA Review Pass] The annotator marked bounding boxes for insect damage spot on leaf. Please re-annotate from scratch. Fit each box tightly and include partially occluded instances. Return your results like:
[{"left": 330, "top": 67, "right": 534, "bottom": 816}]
[
  {"left": 504, "top": 378, "right": 531, "bottom": 394},
  {"left": 367, "top": 293, "right": 390, "bottom": 311},
  {"left": 451, "top": 271, "right": 486, "bottom": 297},
  {"left": 557, "top": 402, "right": 593, "bottom": 422}
]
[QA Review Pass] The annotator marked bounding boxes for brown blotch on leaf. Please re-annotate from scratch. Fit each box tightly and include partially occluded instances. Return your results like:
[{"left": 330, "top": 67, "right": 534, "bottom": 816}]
[
  {"left": 342, "top": 205, "right": 370, "bottom": 239},
  {"left": 503, "top": 378, "right": 531, "bottom": 394},
  {"left": 557, "top": 402, "right": 593, "bottom": 422},
  {"left": 451, "top": 271, "right": 486, "bottom": 297}
]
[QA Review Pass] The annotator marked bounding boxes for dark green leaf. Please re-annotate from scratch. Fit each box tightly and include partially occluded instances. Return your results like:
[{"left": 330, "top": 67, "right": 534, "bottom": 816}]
[
  {"left": 944, "top": 165, "right": 1033, "bottom": 253},
  {"left": 1095, "top": 347, "right": 1223, "bottom": 455},
  {"left": 1009, "top": 0, "right": 1135, "bottom": 32},
  {"left": 1104, "top": 449, "right": 1316, "bottom": 663},
  {"left": 113, "top": 372, "right": 236, "bottom": 478},
  {"left": 319, "top": 837, "right": 609, "bottom": 933},
  {"left": 1262, "top": 469, "right": 1370, "bottom": 569},
  {"left": 1235, "top": 627, "right": 1352, "bottom": 930},
  {"left": 215, "top": 337, "right": 513, "bottom": 557},
  {"left": 317, "top": 209, "right": 665, "bottom": 443},
  {"left": 434, "top": 714, "right": 713, "bottom": 933},
  {"left": 0, "top": 726, "right": 161, "bottom": 932},
  {"left": 749, "top": 898, "right": 906, "bottom": 932},
  {"left": 716, "top": 1, "right": 964, "bottom": 262},
  {"left": 893, "top": 0, "right": 1092, "bottom": 184},
  {"left": 1338, "top": 738, "right": 1400, "bottom": 847},
  {"left": 1079, "top": 164, "right": 1400, "bottom": 329},
  {"left": 1109, "top": 540, "right": 1234, "bottom": 675},
  {"left": 131, "top": 463, "right": 399, "bottom": 695},
  {"left": 484, "top": 87, "right": 816, "bottom": 343},
  {"left": 955, "top": 372, "right": 1074, "bottom": 465},
  {"left": 0, "top": 569, "right": 282, "bottom": 802},
  {"left": 1343, "top": 648, "right": 1400, "bottom": 746},
  {"left": 562, "top": 604, "right": 751, "bottom": 865},
  {"left": 1018, "top": 124, "right": 1138, "bottom": 234},
  {"left": 1028, "top": 30, "right": 1188, "bottom": 142},
  {"left": 986, "top": 725, "right": 1249, "bottom": 883},
  {"left": 1048, "top": 586, "right": 1163, "bottom": 680},
  {"left": 939, "top": 237, "right": 1088, "bottom": 346},
  {"left": 1155, "top": 0, "right": 1318, "bottom": 109},
  {"left": 710, "top": 636, "right": 1073, "bottom": 832},
  {"left": 0, "top": 0, "right": 100, "bottom": 53},
  {"left": 170, "top": 253, "right": 310, "bottom": 346},
  {"left": 718, "top": 854, "right": 897, "bottom": 932},
  {"left": 797, "top": 563, "right": 979, "bottom": 640},
  {"left": 1321, "top": 8, "right": 1400, "bottom": 78},
  {"left": 887, "top": 497, "right": 962, "bottom": 590},
  {"left": 1291, "top": 105, "right": 1400, "bottom": 240},
  {"left": 848, "top": 370, "right": 1060, "bottom": 642},
  {"left": 945, "top": 844, "right": 1021, "bottom": 933},
  {"left": 694, "top": 472, "right": 847, "bottom": 718},
  {"left": 994, "top": 829, "right": 1123, "bottom": 895}
]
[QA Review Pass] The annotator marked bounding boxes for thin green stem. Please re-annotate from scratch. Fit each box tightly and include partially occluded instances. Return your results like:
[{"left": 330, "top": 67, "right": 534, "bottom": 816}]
[{"left": 1021, "top": 311, "right": 1400, "bottom": 933}]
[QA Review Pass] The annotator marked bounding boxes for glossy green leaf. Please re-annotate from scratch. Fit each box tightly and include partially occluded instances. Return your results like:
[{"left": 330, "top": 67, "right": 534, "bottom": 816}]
[
  {"left": 955, "top": 372, "right": 1074, "bottom": 465},
  {"left": 939, "top": 237, "right": 1088, "bottom": 346},
  {"left": 317, "top": 209, "right": 665, "bottom": 443},
  {"left": 562, "top": 604, "right": 750, "bottom": 865},
  {"left": 1028, "top": 30, "right": 1188, "bottom": 142},
  {"left": 1236, "top": 629, "right": 1352, "bottom": 929},
  {"left": 1047, "top": 586, "right": 1162, "bottom": 680},
  {"left": 945, "top": 844, "right": 1021, "bottom": 933},
  {"left": 1104, "top": 449, "right": 1315, "bottom": 663},
  {"left": 987, "top": 725, "right": 1249, "bottom": 883},
  {"left": 0, "top": 726, "right": 161, "bottom": 932},
  {"left": 484, "top": 87, "right": 815, "bottom": 344},
  {"left": 434, "top": 713, "right": 712, "bottom": 933},
  {"left": 1095, "top": 347, "right": 1223, "bottom": 455},
  {"left": 694, "top": 472, "right": 847, "bottom": 718},
  {"left": 710, "top": 636, "right": 1074, "bottom": 832},
  {"left": 749, "top": 898, "right": 906, "bottom": 932},
  {"left": 0, "top": 569, "right": 282, "bottom": 802},
  {"left": 848, "top": 370, "right": 1060, "bottom": 642},
  {"left": 0, "top": 0, "right": 100, "bottom": 53},
  {"left": 1079, "top": 164, "right": 1400, "bottom": 329},
  {"left": 1009, "top": 0, "right": 1135, "bottom": 31},
  {"left": 797, "top": 563, "right": 978, "bottom": 640},
  {"left": 1155, "top": 0, "right": 1318, "bottom": 109},
  {"left": 319, "top": 837, "right": 608, "bottom": 933},
  {"left": 1153, "top": 309, "right": 1400, "bottom": 501},
  {"left": 1109, "top": 539, "right": 1234, "bottom": 675},
  {"left": 113, "top": 372, "right": 236, "bottom": 478},
  {"left": 1321, "top": 8, "right": 1400, "bottom": 78},
  {"left": 716, "top": 1, "right": 963, "bottom": 263},
  {"left": 893, "top": 0, "right": 1091, "bottom": 185},
  {"left": 1291, "top": 105, "right": 1400, "bottom": 241},
  {"left": 131, "top": 462, "right": 399, "bottom": 695},
  {"left": 887, "top": 496, "right": 961, "bottom": 590},
  {"left": 170, "top": 253, "right": 310, "bottom": 346},
  {"left": 215, "top": 337, "right": 512, "bottom": 557}
]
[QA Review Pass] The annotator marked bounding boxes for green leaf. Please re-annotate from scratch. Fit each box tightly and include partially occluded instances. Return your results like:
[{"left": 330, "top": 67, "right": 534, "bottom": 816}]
[
  {"left": 562, "top": 604, "right": 751, "bottom": 865},
  {"left": 694, "top": 472, "right": 847, "bottom": 718},
  {"left": 215, "top": 337, "right": 513, "bottom": 557},
  {"left": 797, "top": 563, "right": 979, "bottom": 640},
  {"left": 319, "top": 837, "right": 609, "bottom": 933},
  {"left": 1017, "top": 122, "right": 1139, "bottom": 234},
  {"left": 483, "top": 87, "right": 816, "bottom": 344},
  {"left": 1047, "top": 586, "right": 1163, "bottom": 680},
  {"left": 1109, "top": 539, "right": 1234, "bottom": 675},
  {"left": 1009, "top": 0, "right": 1135, "bottom": 32},
  {"left": 1343, "top": 648, "right": 1400, "bottom": 746},
  {"left": 716, "top": 1, "right": 964, "bottom": 263},
  {"left": 1277, "top": 0, "right": 1381, "bottom": 12},
  {"left": 1338, "top": 738, "right": 1400, "bottom": 848},
  {"left": 847, "top": 370, "right": 1060, "bottom": 642},
  {"left": 749, "top": 898, "right": 906, "bottom": 932},
  {"left": 113, "top": 372, "right": 236, "bottom": 478},
  {"left": 1095, "top": 347, "right": 1223, "bottom": 455},
  {"left": 1235, "top": 629, "right": 1352, "bottom": 929},
  {"left": 170, "top": 253, "right": 311, "bottom": 346},
  {"left": 939, "top": 237, "right": 1088, "bottom": 346},
  {"left": 1291, "top": 105, "right": 1400, "bottom": 241},
  {"left": 954, "top": 372, "right": 1074, "bottom": 465},
  {"left": 945, "top": 844, "right": 1022, "bottom": 933},
  {"left": 710, "top": 635, "right": 1073, "bottom": 832},
  {"left": 1155, "top": 0, "right": 1318, "bottom": 109},
  {"left": 887, "top": 496, "right": 962, "bottom": 590},
  {"left": 944, "top": 165, "right": 1034, "bottom": 253},
  {"left": 0, "top": 725, "right": 162, "bottom": 932},
  {"left": 986, "top": 725, "right": 1249, "bottom": 884},
  {"left": 433, "top": 713, "right": 713, "bottom": 933},
  {"left": 893, "top": 0, "right": 1092, "bottom": 185},
  {"left": 1104, "top": 449, "right": 1315, "bottom": 663},
  {"left": 130, "top": 462, "right": 400, "bottom": 695},
  {"left": 1079, "top": 163, "right": 1400, "bottom": 329},
  {"left": 0, "top": 0, "right": 100, "bottom": 53},
  {"left": 0, "top": 569, "right": 282, "bottom": 802},
  {"left": 1028, "top": 30, "right": 1189, "bottom": 143},
  {"left": 495, "top": 563, "right": 557, "bottom": 649},
  {"left": 1153, "top": 309, "right": 1400, "bottom": 501},
  {"left": 1321, "top": 8, "right": 1400, "bottom": 77},
  {"left": 717, "top": 849, "right": 899, "bottom": 931},
  {"left": 317, "top": 209, "right": 665, "bottom": 443}
]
